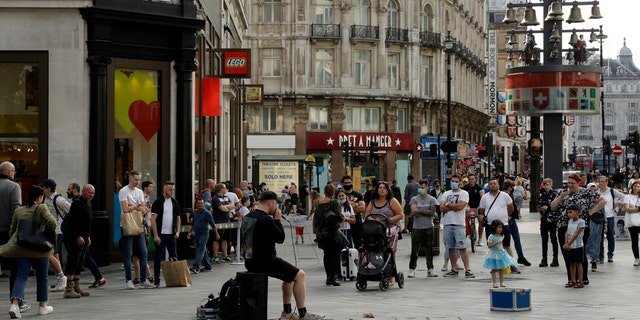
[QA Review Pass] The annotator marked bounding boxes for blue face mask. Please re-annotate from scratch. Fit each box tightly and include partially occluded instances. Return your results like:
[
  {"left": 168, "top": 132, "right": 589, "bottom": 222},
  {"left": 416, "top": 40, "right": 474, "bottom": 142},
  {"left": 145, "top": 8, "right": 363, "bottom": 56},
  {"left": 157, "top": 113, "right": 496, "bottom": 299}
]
[
  {"left": 450, "top": 182, "right": 459, "bottom": 190},
  {"left": 417, "top": 188, "right": 426, "bottom": 195},
  {"left": 338, "top": 199, "right": 346, "bottom": 204}
]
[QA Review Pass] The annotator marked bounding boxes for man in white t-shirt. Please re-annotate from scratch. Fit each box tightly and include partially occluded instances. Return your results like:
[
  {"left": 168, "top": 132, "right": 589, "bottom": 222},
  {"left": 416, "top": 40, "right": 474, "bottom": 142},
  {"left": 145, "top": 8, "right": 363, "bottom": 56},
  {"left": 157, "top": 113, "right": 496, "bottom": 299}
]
[
  {"left": 478, "top": 178, "right": 516, "bottom": 272},
  {"left": 440, "top": 175, "right": 475, "bottom": 278}
]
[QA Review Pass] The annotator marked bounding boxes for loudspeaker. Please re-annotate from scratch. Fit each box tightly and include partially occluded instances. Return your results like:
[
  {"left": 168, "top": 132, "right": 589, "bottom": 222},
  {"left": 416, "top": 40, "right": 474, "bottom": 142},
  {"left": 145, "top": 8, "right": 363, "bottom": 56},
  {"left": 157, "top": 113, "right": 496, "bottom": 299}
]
[{"left": 238, "top": 272, "right": 268, "bottom": 320}]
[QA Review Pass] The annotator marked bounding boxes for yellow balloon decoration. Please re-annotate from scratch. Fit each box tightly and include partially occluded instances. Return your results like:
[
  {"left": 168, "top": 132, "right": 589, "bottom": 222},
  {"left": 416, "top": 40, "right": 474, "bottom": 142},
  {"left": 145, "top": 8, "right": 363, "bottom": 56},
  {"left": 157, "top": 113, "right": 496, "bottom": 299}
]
[{"left": 114, "top": 70, "right": 159, "bottom": 134}]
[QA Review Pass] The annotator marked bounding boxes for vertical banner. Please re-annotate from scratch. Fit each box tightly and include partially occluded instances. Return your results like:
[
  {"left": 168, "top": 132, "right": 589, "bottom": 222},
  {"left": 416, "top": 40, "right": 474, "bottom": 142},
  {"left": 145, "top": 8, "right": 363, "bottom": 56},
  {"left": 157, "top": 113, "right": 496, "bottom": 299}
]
[{"left": 488, "top": 30, "right": 498, "bottom": 115}]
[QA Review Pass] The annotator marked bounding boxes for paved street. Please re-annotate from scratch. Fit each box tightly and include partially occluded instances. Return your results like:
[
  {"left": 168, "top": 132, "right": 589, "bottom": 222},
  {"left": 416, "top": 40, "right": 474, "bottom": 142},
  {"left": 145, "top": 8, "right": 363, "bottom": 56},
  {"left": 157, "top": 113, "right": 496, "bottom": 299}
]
[{"left": 1, "top": 206, "right": 638, "bottom": 319}]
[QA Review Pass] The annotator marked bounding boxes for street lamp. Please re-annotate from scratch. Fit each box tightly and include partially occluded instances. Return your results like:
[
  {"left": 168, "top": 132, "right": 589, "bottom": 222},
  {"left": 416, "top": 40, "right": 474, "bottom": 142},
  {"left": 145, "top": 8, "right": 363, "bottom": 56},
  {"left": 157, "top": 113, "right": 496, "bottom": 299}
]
[
  {"left": 592, "top": 25, "right": 608, "bottom": 173},
  {"left": 443, "top": 31, "right": 455, "bottom": 188}
]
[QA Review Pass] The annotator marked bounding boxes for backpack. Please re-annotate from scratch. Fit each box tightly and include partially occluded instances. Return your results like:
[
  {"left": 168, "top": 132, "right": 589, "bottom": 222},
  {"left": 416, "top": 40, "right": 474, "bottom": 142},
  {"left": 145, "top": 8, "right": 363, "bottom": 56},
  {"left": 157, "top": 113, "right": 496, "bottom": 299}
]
[
  {"left": 320, "top": 203, "right": 341, "bottom": 232},
  {"left": 216, "top": 277, "right": 240, "bottom": 320}
]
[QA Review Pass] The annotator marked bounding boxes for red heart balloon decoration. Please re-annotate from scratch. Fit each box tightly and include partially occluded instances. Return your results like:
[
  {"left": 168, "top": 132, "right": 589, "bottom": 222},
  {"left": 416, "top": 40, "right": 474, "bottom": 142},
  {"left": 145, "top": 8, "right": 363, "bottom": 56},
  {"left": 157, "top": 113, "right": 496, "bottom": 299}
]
[{"left": 128, "top": 100, "right": 160, "bottom": 141}]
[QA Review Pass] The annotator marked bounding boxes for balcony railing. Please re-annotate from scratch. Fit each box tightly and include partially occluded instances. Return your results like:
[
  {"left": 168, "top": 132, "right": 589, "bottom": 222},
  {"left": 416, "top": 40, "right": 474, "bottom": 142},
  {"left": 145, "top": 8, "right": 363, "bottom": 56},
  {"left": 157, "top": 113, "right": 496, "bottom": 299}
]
[
  {"left": 310, "top": 24, "right": 341, "bottom": 40},
  {"left": 419, "top": 31, "right": 441, "bottom": 49},
  {"left": 386, "top": 27, "right": 408, "bottom": 43},
  {"left": 350, "top": 25, "right": 379, "bottom": 42}
]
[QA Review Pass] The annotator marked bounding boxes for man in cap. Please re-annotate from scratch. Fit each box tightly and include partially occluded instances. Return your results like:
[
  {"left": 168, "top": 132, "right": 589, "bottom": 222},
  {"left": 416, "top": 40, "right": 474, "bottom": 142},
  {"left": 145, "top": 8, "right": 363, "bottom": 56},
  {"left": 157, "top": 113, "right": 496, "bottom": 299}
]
[
  {"left": 40, "top": 179, "right": 69, "bottom": 292},
  {"left": 241, "top": 191, "right": 325, "bottom": 320}
]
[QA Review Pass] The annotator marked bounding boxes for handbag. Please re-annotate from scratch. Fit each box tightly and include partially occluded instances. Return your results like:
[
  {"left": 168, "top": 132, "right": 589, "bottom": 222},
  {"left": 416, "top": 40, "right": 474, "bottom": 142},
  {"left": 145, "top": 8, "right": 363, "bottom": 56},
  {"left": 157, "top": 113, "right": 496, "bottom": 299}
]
[
  {"left": 590, "top": 209, "right": 605, "bottom": 224},
  {"left": 627, "top": 213, "right": 640, "bottom": 227},
  {"left": 17, "top": 206, "right": 56, "bottom": 252},
  {"left": 121, "top": 210, "right": 144, "bottom": 236},
  {"left": 162, "top": 258, "right": 192, "bottom": 287}
]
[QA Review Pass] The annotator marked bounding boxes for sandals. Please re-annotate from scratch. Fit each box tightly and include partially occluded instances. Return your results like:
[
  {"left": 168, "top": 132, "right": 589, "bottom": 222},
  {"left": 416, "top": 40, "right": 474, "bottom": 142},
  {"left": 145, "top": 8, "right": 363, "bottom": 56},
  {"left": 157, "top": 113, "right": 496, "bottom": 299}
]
[
  {"left": 573, "top": 282, "right": 584, "bottom": 288},
  {"left": 492, "top": 282, "right": 499, "bottom": 288},
  {"left": 500, "top": 283, "right": 506, "bottom": 288},
  {"left": 565, "top": 281, "right": 575, "bottom": 288}
]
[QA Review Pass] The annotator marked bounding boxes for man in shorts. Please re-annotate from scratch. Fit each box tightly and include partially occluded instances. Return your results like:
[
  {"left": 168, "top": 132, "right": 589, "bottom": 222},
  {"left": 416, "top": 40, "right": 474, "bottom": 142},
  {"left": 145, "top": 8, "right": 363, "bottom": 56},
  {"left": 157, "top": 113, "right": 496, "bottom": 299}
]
[{"left": 241, "top": 191, "right": 324, "bottom": 320}]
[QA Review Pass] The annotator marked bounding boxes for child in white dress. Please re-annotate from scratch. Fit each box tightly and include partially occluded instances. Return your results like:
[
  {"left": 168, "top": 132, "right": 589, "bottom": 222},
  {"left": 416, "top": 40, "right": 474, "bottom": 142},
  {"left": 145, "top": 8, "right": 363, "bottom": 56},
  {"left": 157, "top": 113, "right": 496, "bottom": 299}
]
[{"left": 483, "top": 220, "right": 518, "bottom": 288}]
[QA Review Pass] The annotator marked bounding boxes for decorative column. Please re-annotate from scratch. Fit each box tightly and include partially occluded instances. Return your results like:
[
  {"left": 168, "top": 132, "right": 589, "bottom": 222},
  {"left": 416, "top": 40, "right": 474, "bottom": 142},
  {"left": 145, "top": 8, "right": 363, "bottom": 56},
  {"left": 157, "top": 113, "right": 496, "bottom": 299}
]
[
  {"left": 384, "top": 101, "right": 399, "bottom": 181},
  {"left": 411, "top": 101, "right": 425, "bottom": 178},
  {"left": 293, "top": 98, "right": 309, "bottom": 155},
  {"left": 330, "top": 99, "right": 346, "bottom": 181},
  {"left": 174, "top": 60, "right": 197, "bottom": 215}
]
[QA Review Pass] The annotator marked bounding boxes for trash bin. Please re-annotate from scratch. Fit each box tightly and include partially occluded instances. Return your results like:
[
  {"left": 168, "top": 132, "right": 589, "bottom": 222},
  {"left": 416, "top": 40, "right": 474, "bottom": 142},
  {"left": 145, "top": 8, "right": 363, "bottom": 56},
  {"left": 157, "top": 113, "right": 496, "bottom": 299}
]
[{"left": 91, "top": 210, "right": 111, "bottom": 267}]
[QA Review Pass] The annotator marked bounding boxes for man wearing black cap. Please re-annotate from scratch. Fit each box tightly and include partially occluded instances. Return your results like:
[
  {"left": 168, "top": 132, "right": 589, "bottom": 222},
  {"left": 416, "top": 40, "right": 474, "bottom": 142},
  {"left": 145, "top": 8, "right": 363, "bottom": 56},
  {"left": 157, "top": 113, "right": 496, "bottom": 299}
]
[
  {"left": 241, "top": 191, "right": 324, "bottom": 320},
  {"left": 41, "top": 179, "right": 69, "bottom": 292}
]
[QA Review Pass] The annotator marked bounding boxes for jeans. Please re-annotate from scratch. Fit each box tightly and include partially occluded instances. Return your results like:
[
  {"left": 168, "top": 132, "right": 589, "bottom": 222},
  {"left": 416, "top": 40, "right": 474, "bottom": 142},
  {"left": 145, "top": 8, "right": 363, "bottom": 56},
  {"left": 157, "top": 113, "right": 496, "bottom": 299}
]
[
  {"left": 509, "top": 219, "right": 525, "bottom": 259},
  {"left": 409, "top": 228, "right": 434, "bottom": 270},
  {"left": 540, "top": 220, "right": 558, "bottom": 260},
  {"left": 12, "top": 257, "right": 48, "bottom": 303},
  {"left": 585, "top": 220, "right": 604, "bottom": 261},
  {"left": 606, "top": 217, "right": 615, "bottom": 260},
  {"left": 84, "top": 247, "right": 103, "bottom": 281},
  {"left": 123, "top": 233, "right": 149, "bottom": 282},
  {"left": 193, "top": 231, "right": 211, "bottom": 270},
  {"left": 154, "top": 233, "right": 177, "bottom": 285}
]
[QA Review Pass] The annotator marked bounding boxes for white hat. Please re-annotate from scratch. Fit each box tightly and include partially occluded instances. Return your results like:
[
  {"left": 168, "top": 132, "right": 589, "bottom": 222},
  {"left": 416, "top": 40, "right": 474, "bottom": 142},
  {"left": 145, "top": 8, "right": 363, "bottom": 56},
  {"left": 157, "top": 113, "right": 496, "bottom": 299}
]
[{"left": 586, "top": 182, "right": 597, "bottom": 189}]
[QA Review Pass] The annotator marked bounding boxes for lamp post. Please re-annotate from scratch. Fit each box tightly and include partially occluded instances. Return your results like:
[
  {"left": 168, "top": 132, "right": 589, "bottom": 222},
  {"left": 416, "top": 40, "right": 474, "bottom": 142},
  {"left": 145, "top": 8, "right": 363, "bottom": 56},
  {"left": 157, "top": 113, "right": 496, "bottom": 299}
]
[
  {"left": 443, "top": 31, "right": 455, "bottom": 189},
  {"left": 593, "top": 25, "right": 608, "bottom": 174}
]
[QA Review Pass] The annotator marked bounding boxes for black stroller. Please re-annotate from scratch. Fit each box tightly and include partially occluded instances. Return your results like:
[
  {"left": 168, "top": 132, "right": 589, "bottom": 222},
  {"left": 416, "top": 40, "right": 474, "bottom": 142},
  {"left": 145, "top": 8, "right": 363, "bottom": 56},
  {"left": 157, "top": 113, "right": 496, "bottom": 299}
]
[{"left": 355, "top": 213, "right": 404, "bottom": 291}]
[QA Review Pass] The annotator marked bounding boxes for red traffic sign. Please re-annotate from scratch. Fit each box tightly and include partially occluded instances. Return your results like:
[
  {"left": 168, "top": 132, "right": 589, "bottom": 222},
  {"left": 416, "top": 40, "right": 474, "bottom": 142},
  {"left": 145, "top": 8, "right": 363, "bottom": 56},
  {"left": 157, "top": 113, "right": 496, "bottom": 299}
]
[
  {"left": 613, "top": 145, "right": 623, "bottom": 157},
  {"left": 415, "top": 143, "right": 423, "bottom": 152}
]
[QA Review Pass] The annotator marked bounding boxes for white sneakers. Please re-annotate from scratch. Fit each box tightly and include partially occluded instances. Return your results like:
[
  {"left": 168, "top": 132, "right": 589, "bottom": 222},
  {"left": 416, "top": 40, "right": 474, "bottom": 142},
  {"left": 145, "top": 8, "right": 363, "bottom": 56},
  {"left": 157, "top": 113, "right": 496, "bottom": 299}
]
[
  {"left": 125, "top": 280, "right": 135, "bottom": 290},
  {"left": 9, "top": 304, "right": 20, "bottom": 319},
  {"left": 139, "top": 280, "right": 155, "bottom": 289},
  {"left": 427, "top": 269, "right": 439, "bottom": 277},
  {"left": 407, "top": 269, "right": 415, "bottom": 278},
  {"left": 51, "top": 276, "right": 67, "bottom": 292},
  {"left": 37, "top": 305, "right": 53, "bottom": 315},
  {"left": 634, "top": 259, "right": 640, "bottom": 266}
]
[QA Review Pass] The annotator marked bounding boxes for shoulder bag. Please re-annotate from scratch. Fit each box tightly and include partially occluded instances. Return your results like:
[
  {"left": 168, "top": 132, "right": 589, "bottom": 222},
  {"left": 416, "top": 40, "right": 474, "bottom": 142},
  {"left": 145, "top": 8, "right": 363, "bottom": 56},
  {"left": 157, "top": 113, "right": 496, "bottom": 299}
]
[
  {"left": 17, "top": 206, "right": 56, "bottom": 252},
  {"left": 482, "top": 193, "right": 501, "bottom": 227}
]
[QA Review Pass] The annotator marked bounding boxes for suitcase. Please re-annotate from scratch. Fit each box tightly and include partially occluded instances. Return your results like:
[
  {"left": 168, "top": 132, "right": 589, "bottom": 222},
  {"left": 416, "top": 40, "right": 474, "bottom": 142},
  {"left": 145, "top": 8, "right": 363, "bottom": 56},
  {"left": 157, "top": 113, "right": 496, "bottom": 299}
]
[
  {"left": 340, "top": 247, "right": 358, "bottom": 281},
  {"left": 490, "top": 288, "right": 532, "bottom": 311}
]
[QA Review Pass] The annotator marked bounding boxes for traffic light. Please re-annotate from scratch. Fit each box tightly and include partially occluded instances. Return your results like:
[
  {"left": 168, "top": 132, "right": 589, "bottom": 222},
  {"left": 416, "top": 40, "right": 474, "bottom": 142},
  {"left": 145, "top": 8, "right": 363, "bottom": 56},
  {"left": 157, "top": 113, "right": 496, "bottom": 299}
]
[
  {"left": 631, "top": 131, "right": 640, "bottom": 155},
  {"left": 341, "top": 141, "right": 350, "bottom": 157},
  {"left": 429, "top": 144, "right": 438, "bottom": 157},
  {"left": 353, "top": 150, "right": 360, "bottom": 163},
  {"left": 369, "top": 141, "right": 379, "bottom": 163},
  {"left": 604, "top": 137, "right": 612, "bottom": 156},
  {"left": 528, "top": 138, "right": 543, "bottom": 157},
  {"left": 511, "top": 146, "right": 519, "bottom": 162}
]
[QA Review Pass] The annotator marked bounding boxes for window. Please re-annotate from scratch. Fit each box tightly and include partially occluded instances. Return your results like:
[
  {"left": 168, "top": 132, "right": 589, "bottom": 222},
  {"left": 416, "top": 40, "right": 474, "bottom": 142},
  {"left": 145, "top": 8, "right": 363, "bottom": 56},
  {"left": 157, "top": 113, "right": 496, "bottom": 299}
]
[
  {"left": 631, "top": 114, "right": 638, "bottom": 123},
  {"left": 387, "top": 53, "right": 399, "bottom": 89},
  {"left": 622, "top": 84, "right": 628, "bottom": 93},
  {"left": 308, "top": 107, "right": 329, "bottom": 130},
  {"left": 262, "top": 49, "right": 282, "bottom": 77},
  {"left": 354, "top": 0, "right": 370, "bottom": 25},
  {"left": 605, "top": 113, "right": 614, "bottom": 131},
  {"left": 387, "top": 0, "right": 399, "bottom": 28},
  {"left": 261, "top": 106, "right": 277, "bottom": 132},
  {"left": 345, "top": 107, "right": 379, "bottom": 131},
  {"left": 315, "top": 49, "right": 334, "bottom": 85},
  {"left": 397, "top": 108, "right": 407, "bottom": 132},
  {"left": 579, "top": 116, "right": 589, "bottom": 124},
  {"left": 315, "top": 0, "right": 334, "bottom": 24},
  {"left": 631, "top": 102, "right": 638, "bottom": 109},
  {"left": 263, "top": 0, "right": 282, "bottom": 23},
  {"left": 421, "top": 55, "right": 432, "bottom": 96},
  {"left": 354, "top": 50, "right": 371, "bottom": 86},
  {"left": 630, "top": 126, "right": 638, "bottom": 132},
  {"left": 421, "top": 5, "right": 432, "bottom": 32},
  {"left": 605, "top": 102, "right": 613, "bottom": 109}
]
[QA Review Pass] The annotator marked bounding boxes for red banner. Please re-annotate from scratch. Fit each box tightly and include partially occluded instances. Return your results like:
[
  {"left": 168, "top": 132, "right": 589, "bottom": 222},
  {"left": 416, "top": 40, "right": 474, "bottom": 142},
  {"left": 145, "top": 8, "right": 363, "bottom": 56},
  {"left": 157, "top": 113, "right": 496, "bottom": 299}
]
[{"left": 307, "top": 132, "right": 414, "bottom": 151}]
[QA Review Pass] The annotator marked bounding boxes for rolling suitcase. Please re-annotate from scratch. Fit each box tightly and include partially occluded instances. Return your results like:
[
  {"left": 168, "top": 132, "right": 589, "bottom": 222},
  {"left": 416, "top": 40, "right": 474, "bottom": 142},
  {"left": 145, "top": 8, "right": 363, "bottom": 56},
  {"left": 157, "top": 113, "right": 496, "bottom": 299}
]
[{"left": 340, "top": 247, "right": 358, "bottom": 281}]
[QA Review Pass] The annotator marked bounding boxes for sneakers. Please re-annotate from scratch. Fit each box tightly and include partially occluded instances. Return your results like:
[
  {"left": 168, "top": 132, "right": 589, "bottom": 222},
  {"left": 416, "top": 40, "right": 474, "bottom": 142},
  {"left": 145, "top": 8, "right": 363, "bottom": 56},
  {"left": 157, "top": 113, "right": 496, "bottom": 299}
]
[
  {"left": 300, "top": 312, "right": 326, "bottom": 319},
  {"left": 139, "top": 280, "right": 155, "bottom": 289},
  {"left": 201, "top": 267, "right": 212, "bottom": 272},
  {"left": 125, "top": 280, "right": 135, "bottom": 290},
  {"left": 441, "top": 264, "right": 448, "bottom": 272},
  {"left": 222, "top": 256, "right": 233, "bottom": 262},
  {"left": 213, "top": 257, "right": 220, "bottom": 264},
  {"left": 132, "top": 278, "right": 140, "bottom": 285},
  {"left": 539, "top": 259, "right": 548, "bottom": 267},
  {"left": 89, "top": 278, "right": 107, "bottom": 288},
  {"left": 407, "top": 269, "right": 415, "bottom": 278},
  {"left": 37, "top": 305, "right": 53, "bottom": 315},
  {"left": 51, "top": 276, "right": 67, "bottom": 292},
  {"left": 189, "top": 267, "right": 200, "bottom": 274},
  {"left": 427, "top": 269, "right": 438, "bottom": 277},
  {"left": 477, "top": 240, "right": 483, "bottom": 247},
  {"left": 9, "top": 303, "right": 20, "bottom": 319},
  {"left": 591, "top": 261, "right": 598, "bottom": 272},
  {"left": 443, "top": 270, "right": 459, "bottom": 277},
  {"left": 510, "top": 266, "right": 521, "bottom": 274},
  {"left": 464, "top": 270, "right": 476, "bottom": 278},
  {"left": 18, "top": 301, "right": 30, "bottom": 313},
  {"left": 280, "top": 312, "right": 299, "bottom": 320},
  {"left": 634, "top": 258, "right": 640, "bottom": 266},
  {"left": 550, "top": 259, "right": 560, "bottom": 267}
]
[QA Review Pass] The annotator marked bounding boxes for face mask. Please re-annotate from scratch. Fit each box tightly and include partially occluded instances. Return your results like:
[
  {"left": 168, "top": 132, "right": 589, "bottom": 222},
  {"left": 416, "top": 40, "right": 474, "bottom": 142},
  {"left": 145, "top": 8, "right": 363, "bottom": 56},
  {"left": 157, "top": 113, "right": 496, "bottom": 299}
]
[
  {"left": 67, "top": 192, "right": 74, "bottom": 199},
  {"left": 342, "top": 184, "right": 353, "bottom": 191},
  {"left": 417, "top": 188, "right": 426, "bottom": 195},
  {"left": 450, "top": 182, "right": 459, "bottom": 190},
  {"left": 338, "top": 199, "right": 346, "bottom": 204}
]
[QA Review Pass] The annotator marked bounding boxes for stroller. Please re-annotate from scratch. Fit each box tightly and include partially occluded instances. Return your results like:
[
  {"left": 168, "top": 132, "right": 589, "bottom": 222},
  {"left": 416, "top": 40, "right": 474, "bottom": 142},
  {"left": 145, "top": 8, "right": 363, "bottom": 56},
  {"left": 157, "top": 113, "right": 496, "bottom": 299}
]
[{"left": 355, "top": 213, "right": 404, "bottom": 291}]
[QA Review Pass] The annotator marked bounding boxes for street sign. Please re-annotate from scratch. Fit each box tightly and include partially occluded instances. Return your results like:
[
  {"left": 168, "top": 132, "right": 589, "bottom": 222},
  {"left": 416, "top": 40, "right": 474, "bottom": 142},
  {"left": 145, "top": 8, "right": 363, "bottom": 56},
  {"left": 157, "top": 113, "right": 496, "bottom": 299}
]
[{"left": 613, "top": 145, "right": 623, "bottom": 157}]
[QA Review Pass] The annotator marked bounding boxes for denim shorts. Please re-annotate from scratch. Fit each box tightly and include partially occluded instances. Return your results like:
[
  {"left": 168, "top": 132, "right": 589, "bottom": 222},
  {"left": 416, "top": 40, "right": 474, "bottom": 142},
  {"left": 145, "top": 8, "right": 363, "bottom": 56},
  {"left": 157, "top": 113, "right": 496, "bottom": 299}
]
[{"left": 443, "top": 225, "right": 467, "bottom": 249}]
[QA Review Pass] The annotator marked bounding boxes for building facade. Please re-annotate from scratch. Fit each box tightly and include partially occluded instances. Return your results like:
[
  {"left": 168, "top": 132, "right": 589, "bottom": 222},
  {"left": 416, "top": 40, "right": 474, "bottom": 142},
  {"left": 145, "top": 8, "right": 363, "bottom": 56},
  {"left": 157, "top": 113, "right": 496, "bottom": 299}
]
[{"left": 244, "top": 0, "right": 489, "bottom": 190}]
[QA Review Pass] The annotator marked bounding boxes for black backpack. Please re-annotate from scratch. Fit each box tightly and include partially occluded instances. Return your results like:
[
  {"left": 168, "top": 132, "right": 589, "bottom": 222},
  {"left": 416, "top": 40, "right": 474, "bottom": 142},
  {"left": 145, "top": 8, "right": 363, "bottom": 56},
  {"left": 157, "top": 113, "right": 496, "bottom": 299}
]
[{"left": 217, "top": 277, "right": 240, "bottom": 320}]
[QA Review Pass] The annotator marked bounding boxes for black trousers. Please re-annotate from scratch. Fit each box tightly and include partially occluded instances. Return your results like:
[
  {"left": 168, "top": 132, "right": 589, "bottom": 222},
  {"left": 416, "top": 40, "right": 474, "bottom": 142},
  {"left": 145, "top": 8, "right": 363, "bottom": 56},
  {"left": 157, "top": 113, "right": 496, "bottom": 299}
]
[{"left": 540, "top": 220, "right": 558, "bottom": 260}]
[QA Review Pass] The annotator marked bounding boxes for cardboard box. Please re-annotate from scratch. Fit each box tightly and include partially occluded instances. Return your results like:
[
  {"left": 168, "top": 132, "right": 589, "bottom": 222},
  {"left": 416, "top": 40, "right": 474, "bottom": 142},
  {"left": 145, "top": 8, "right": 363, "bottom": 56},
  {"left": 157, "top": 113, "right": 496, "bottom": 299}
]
[{"left": 490, "top": 288, "right": 531, "bottom": 311}]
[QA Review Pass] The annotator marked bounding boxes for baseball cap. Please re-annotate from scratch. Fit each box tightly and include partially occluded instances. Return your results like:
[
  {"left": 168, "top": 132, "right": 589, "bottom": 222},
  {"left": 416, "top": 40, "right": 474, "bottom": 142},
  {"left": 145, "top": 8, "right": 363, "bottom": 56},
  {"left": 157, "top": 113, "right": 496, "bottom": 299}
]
[
  {"left": 39, "top": 179, "right": 56, "bottom": 189},
  {"left": 258, "top": 191, "right": 282, "bottom": 203}
]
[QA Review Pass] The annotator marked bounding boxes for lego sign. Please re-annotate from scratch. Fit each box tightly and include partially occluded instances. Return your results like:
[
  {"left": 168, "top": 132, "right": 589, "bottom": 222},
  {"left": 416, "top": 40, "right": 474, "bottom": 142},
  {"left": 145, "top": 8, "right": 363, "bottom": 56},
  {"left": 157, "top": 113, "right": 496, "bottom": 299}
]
[{"left": 220, "top": 49, "right": 251, "bottom": 78}]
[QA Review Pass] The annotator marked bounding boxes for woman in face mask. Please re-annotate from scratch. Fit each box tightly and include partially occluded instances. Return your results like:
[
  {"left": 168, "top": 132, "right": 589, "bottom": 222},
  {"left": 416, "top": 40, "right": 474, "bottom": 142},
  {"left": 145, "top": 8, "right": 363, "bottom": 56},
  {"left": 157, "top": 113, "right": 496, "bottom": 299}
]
[{"left": 337, "top": 190, "right": 356, "bottom": 247}]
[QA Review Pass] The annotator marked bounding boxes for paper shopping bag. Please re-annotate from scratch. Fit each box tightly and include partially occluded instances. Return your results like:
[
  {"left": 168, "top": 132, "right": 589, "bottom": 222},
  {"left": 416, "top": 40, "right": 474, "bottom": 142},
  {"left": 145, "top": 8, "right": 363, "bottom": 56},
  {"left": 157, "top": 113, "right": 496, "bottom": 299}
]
[
  {"left": 121, "top": 210, "right": 144, "bottom": 236},
  {"left": 162, "top": 258, "right": 192, "bottom": 287}
]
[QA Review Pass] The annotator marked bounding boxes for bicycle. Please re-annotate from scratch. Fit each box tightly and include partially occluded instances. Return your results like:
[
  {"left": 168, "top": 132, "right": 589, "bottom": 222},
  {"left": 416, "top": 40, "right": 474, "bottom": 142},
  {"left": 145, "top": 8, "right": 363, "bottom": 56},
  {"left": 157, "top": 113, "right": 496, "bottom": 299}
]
[{"left": 466, "top": 208, "right": 478, "bottom": 253}]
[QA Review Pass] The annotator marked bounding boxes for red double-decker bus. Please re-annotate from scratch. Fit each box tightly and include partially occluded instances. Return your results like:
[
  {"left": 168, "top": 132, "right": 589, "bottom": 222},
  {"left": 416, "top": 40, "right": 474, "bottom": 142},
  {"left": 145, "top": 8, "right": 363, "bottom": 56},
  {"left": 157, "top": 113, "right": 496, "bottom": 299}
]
[{"left": 575, "top": 153, "right": 593, "bottom": 172}]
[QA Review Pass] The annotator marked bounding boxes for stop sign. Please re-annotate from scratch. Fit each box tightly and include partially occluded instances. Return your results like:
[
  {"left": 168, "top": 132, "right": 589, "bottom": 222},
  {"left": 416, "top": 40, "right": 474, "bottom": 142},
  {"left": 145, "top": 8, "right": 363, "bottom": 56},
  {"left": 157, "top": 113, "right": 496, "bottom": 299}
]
[{"left": 613, "top": 145, "right": 623, "bottom": 156}]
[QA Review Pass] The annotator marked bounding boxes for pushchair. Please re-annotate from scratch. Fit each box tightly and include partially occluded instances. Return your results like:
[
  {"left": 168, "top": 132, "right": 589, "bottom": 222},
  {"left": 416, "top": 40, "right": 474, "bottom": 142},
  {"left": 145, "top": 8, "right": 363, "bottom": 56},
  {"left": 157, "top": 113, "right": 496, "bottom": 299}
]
[{"left": 355, "top": 213, "right": 404, "bottom": 291}]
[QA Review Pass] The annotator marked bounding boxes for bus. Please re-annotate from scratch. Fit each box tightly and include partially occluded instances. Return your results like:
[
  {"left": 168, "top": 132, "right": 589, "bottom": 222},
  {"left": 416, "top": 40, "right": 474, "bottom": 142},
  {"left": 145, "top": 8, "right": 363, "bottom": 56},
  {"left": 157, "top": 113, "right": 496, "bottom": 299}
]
[
  {"left": 575, "top": 153, "right": 593, "bottom": 172},
  {"left": 592, "top": 147, "right": 616, "bottom": 173}
]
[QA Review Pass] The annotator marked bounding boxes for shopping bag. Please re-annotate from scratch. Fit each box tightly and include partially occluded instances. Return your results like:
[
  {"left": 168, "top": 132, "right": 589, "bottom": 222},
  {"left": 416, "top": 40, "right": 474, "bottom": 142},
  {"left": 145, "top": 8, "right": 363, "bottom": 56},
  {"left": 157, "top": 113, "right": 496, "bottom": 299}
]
[
  {"left": 162, "top": 258, "right": 192, "bottom": 287},
  {"left": 121, "top": 210, "right": 144, "bottom": 236}
]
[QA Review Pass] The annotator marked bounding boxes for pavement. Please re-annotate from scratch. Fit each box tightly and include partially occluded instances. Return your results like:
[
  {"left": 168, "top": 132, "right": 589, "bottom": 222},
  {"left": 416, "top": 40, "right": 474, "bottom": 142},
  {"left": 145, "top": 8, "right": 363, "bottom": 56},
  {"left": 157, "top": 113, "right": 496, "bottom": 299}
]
[{"left": 1, "top": 205, "right": 639, "bottom": 320}]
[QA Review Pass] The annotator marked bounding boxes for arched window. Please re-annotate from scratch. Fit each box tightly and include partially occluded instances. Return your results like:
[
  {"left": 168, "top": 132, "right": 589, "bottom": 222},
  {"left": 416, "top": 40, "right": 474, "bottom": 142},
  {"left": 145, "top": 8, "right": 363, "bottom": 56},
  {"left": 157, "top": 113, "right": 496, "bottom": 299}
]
[
  {"left": 387, "top": 0, "right": 399, "bottom": 28},
  {"left": 422, "top": 5, "right": 432, "bottom": 32},
  {"left": 355, "top": 0, "right": 370, "bottom": 25}
]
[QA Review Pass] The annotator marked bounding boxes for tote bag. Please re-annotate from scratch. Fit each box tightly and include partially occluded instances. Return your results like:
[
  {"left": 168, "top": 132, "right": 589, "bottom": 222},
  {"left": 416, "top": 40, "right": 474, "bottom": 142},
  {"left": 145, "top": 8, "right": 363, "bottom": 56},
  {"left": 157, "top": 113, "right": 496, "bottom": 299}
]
[{"left": 121, "top": 210, "right": 144, "bottom": 236}]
